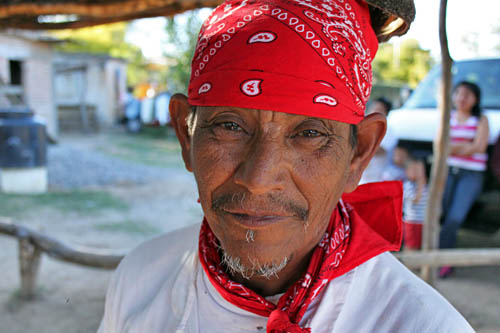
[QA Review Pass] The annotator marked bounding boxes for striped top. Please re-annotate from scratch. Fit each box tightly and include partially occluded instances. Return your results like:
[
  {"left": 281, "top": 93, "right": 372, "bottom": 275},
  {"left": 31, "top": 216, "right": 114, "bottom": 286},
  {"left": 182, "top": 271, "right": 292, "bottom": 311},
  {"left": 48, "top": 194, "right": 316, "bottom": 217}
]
[
  {"left": 448, "top": 112, "right": 487, "bottom": 171},
  {"left": 403, "top": 181, "right": 428, "bottom": 223}
]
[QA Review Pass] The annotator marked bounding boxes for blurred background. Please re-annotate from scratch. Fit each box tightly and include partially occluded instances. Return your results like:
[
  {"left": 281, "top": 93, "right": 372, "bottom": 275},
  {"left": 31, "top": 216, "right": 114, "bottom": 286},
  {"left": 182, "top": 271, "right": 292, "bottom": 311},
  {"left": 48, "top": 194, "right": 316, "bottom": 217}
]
[{"left": 0, "top": 1, "right": 499, "bottom": 332}]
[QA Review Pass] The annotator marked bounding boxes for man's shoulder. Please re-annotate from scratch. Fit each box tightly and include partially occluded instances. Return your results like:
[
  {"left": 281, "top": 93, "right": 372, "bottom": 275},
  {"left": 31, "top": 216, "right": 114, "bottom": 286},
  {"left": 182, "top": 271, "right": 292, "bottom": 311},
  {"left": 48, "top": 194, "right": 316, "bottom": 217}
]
[
  {"left": 347, "top": 252, "right": 473, "bottom": 331},
  {"left": 99, "top": 223, "right": 201, "bottom": 332},
  {"left": 118, "top": 223, "right": 200, "bottom": 274}
]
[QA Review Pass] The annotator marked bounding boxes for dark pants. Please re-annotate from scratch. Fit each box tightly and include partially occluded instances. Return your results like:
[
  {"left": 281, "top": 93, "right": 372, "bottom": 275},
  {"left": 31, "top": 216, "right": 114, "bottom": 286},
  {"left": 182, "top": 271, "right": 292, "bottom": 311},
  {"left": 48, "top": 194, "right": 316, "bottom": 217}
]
[{"left": 440, "top": 167, "right": 484, "bottom": 249}]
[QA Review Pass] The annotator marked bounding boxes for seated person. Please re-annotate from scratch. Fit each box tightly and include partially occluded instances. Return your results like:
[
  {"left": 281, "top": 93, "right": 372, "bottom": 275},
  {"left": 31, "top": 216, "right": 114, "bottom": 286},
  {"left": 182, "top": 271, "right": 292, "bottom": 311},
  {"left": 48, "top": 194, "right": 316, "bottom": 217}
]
[{"left": 99, "top": 0, "right": 473, "bottom": 331}]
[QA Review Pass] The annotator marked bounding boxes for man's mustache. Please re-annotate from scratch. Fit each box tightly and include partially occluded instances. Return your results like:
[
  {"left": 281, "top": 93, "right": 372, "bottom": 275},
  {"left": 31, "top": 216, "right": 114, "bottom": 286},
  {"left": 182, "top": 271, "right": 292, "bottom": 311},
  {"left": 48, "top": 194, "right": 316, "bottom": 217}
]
[{"left": 211, "top": 192, "right": 309, "bottom": 222}]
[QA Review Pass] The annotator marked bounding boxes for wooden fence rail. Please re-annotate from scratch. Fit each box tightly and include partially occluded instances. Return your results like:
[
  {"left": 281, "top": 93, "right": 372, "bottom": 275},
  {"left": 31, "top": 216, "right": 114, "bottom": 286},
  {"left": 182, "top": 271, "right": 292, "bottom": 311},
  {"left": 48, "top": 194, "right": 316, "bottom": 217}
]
[
  {"left": 0, "top": 218, "right": 124, "bottom": 299},
  {"left": 1, "top": 217, "right": 500, "bottom": 299},
  {"left": 0, "top": 219, "right": 124, "bottom": 268},
  {"left": 395, "top": 249, "right": 500, "bottom": 268}
]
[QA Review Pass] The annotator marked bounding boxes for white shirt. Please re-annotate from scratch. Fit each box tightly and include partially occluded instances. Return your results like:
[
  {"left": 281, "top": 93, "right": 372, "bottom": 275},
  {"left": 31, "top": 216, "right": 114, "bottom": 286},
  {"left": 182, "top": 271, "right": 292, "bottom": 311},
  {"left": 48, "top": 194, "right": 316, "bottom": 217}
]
[{"left": 99, "top": 224, "right": 473, "bottom": 333}]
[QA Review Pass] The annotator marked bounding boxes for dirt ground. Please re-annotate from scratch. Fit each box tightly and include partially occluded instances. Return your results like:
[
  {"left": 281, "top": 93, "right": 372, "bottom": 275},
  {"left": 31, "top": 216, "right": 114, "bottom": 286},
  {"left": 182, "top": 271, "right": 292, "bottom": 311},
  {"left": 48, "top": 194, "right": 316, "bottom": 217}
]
[{"left": 1, "top": 132, "right": 500, "bottom": 332}]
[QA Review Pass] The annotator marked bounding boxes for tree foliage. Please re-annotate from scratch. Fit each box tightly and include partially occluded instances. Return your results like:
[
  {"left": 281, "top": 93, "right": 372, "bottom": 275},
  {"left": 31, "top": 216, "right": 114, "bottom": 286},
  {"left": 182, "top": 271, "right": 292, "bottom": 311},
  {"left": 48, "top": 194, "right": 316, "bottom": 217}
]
[
  {"left": 164, "top": 10, "right": 204, "bottom": 94},
  {"left": 372, "top": 39, "right": 434, "bottom": 88},
  {"left": 51, "top": 23, "right": 151, "bottom": 86}
]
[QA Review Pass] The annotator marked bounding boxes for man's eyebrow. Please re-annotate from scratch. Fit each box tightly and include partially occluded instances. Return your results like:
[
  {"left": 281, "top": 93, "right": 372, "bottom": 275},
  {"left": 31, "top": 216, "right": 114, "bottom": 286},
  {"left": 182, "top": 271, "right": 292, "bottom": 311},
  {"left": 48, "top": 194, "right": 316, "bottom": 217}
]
[{"left": 300, "top": 117, "right": 343, "bottom": 131}]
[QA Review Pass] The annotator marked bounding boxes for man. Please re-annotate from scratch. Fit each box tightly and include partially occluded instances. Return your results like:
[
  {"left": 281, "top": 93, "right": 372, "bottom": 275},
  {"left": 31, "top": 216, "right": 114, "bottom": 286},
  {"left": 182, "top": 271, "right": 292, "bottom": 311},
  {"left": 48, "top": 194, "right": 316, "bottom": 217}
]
[{"left": 99, "top": 0, "right": 473, "bottom": 331}]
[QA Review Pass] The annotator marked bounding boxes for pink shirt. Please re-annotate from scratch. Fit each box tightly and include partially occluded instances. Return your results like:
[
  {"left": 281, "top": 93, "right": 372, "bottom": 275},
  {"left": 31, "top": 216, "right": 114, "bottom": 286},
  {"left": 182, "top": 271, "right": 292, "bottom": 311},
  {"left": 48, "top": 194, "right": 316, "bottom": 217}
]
[{"left": 448, "top": 112, "right": 487, "bottom": 171}]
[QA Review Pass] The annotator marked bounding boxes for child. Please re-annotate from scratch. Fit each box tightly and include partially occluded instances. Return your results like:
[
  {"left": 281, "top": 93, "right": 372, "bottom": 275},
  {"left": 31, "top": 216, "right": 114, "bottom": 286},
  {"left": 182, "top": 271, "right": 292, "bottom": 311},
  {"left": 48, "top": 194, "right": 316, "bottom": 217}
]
[
  {"left": 382, "top": 143, "right": 408, "bottom": 182},
  {"left": 402, "top": 155, "right": 428, "bottom": 250}
]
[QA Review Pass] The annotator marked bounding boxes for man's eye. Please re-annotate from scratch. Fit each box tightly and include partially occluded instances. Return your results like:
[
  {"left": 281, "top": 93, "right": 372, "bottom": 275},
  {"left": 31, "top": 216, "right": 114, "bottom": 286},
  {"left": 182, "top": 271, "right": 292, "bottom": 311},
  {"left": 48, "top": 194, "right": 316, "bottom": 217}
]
[
  {"left": 299, "top": 129, "right": 323, "bottom": 138},
  {"left": 219, "top": 122, "right": 242, "bottom": 131}
]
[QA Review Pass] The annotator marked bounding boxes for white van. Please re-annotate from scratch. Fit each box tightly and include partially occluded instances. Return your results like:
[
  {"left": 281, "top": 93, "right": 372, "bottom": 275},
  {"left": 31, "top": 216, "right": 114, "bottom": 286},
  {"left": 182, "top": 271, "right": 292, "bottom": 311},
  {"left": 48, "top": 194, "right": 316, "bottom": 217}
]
[{"left": 388, "top": 58, "right": 500, "bottom": 231}]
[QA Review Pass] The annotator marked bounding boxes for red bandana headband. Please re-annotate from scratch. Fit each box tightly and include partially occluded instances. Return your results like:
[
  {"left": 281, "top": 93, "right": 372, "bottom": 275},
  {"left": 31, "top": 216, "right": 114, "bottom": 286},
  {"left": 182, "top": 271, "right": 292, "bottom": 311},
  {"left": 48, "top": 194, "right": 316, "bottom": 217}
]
[{"left": 188, "top": 0, "right": 378, "bottom": 124}]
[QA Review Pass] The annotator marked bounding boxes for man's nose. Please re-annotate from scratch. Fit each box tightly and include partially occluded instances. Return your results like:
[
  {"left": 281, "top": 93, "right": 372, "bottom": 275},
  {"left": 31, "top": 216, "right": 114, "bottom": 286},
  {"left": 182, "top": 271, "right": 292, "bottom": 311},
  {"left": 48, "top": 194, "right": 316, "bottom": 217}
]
[{"left": 233, "top": 136, "right": 287, "bottom": 195}]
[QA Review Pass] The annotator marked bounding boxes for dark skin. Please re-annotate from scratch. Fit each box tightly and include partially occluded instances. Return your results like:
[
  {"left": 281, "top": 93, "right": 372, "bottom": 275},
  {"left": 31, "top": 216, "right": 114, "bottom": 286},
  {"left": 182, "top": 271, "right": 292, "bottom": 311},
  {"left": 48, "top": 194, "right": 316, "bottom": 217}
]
[
  {"left": 366, "top": 101, "right": 389, "bottom": 156},
  {"left": 170, "top": 94, "right": 386, "bottom": 296}
]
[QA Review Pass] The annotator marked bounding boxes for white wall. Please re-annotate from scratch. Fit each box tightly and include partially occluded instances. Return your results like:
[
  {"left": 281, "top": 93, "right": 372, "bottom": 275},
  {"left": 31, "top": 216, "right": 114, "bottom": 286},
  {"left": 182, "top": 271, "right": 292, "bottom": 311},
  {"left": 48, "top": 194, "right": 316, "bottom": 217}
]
[
  {"left": 25, "top": 48, "right": 56, "bottom": 138},
  {"left": 0, "top": 34, "right": 57, "bottom": 139},
  {"left": 104, "top": 59, "right": 127, "bottom": 125},
  {"left": 53, "top": 54, "right": 127, "bottom": 128}
]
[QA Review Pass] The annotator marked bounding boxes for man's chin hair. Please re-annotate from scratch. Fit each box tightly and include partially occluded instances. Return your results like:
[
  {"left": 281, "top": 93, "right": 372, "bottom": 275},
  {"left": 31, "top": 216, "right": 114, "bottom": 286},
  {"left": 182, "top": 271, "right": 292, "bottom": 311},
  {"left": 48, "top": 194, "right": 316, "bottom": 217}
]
[{"left": 221, "top": 251, "right": 289, "bottom": 280}]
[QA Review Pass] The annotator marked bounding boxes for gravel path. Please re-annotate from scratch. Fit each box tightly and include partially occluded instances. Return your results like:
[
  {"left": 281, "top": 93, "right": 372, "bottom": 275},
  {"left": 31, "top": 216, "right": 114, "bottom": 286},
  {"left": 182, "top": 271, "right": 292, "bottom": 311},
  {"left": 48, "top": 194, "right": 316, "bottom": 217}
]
[{"left": 47, "top": 144, "right": 175, "bottom": 190}]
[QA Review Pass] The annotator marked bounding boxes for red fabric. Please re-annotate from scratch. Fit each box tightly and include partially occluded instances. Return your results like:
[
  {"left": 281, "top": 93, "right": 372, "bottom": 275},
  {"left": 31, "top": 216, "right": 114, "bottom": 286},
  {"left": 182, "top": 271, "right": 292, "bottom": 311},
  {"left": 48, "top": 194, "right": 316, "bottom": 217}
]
[
  {"left": 267, "top": 310, "right": 310, "bottom": 333},
  {"left": 188, "top": 0, "right": 378, "bottom": 124},
  {"left": 198, "top": 181, "right": 402, "bottom": 332},
  {"left": 449, "top": 155, "right": 487, "bottom": 163},
  {"left": 403, "top": 221, "right": 423, "bottom": 250}
]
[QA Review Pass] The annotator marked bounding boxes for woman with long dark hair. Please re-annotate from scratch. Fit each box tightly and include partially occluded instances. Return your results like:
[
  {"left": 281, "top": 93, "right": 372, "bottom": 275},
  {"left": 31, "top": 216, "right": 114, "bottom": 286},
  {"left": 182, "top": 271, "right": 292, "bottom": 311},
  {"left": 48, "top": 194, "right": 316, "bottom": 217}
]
[{"left": 439, "top": 81, "right": 489, "bottom": 278}]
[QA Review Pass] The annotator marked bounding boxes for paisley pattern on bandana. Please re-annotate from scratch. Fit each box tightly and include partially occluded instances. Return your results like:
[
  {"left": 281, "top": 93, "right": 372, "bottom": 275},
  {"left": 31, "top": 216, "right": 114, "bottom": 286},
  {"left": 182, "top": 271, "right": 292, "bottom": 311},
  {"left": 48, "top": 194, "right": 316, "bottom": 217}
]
[{"left": 188, "top": 0, "right": 378, "bottom": 124}]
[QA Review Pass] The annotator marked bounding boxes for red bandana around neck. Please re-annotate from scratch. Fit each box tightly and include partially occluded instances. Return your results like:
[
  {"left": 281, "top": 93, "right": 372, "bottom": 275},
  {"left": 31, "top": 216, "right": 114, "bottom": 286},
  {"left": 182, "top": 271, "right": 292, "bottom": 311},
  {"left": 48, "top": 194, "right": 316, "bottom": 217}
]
[
  {"left": 198, "top": 181, "right": 403, "bottom": 332},
  {"left": 188, "top": 0, "right": 378, "bottom": 124},
  {"left": 199, "top": 199, "right": 351, "bottom": 333}
]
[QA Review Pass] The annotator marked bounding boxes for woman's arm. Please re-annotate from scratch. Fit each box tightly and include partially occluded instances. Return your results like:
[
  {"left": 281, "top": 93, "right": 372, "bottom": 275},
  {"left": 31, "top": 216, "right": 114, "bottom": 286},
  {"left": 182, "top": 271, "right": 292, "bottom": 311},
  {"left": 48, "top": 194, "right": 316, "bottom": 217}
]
[
  {"left": 413, "top": 161, "right": 427, "bottom": 204},
  {"left": 450, "top": 116, "right": 490, "bottom": 156}
]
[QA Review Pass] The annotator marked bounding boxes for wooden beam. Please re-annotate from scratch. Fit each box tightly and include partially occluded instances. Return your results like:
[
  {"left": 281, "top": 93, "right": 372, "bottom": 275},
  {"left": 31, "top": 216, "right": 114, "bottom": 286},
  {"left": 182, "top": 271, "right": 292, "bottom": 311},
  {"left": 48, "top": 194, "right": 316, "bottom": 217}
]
[
  {"left": 396, "top": 249, "right": 500, "bottom": 268},
  {"left": 0, "top": 6, "right": 201, "bottom": 30},
  {"left": 0, "top": 0, "right": 222, "bottom": 30},
  {"left": 0, "top": 0, "right": 222, "bottom": 18}
]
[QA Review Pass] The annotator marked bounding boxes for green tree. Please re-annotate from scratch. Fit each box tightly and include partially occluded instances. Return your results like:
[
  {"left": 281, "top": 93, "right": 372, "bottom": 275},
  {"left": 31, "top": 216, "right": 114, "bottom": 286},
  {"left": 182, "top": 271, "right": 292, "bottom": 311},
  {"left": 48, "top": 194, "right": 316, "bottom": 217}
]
[
  {"left": 164, "top": 10, "right": 205, "bottom": 94},
  {"left": 51, "top": 23, "right": 152, "bottom": 86},
  {"left": 372, "top": 39, "right": 434, "bottom": 88}
]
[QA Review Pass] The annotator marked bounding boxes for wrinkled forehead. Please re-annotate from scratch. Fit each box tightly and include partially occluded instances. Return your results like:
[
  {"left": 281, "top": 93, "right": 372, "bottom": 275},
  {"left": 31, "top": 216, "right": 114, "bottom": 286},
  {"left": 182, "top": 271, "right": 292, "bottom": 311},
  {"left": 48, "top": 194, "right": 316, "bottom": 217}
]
[{"left": 187, "top": 0, "right": 378, "bottom": 125}]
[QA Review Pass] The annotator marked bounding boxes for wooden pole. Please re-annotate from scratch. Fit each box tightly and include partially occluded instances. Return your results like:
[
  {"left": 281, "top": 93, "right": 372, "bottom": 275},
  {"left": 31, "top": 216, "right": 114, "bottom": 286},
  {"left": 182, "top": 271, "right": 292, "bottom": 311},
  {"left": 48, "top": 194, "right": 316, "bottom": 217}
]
[
  {"left": 79, "top": 67, "right": 90, "bottom": 133},
  {"left": 18, "top": 236, "right": 42, "bottom": 299},
  {"left": 421, "top": 0, "right": 453, "bottom": 284}
]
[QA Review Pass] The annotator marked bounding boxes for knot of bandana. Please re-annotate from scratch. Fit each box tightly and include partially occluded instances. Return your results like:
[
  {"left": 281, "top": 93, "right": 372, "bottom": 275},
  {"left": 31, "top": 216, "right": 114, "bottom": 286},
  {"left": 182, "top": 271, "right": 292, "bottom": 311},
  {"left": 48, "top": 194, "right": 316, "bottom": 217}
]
[
  {"left": 198, "top": 200, "right": 351, "bottom": 332},
  {"left": 267, "top": 309, "right": 311, "bottom": 333},
  {"left": 188, "top": 0, "right": 378, "bottom": 124}
]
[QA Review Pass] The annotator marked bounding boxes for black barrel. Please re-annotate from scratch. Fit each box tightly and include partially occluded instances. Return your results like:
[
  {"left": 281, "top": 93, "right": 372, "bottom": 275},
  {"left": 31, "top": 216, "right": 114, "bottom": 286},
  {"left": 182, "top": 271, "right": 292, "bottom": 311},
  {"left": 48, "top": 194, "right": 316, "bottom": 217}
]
[{"left": 0, "top": 107, "right": 47, "bottom": 168}]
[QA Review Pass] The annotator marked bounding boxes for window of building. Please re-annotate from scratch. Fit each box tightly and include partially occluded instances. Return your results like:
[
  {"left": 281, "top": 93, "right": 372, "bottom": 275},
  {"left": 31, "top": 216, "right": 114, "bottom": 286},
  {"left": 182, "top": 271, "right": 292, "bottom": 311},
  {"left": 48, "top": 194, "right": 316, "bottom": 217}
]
[{"left": 9, "top": 60, "right": 22, "bottom": 86}]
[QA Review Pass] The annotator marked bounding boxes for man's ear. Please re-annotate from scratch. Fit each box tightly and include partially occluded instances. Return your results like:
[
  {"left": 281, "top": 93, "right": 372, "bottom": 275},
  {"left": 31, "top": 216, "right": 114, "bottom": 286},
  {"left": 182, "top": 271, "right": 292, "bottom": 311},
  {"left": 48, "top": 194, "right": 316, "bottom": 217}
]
[
  {"left": 344, "top": 112, "right": 387, "bottom": 193},
  {"left": 169, "top": 93, "right": 193, "bottom": 172}
]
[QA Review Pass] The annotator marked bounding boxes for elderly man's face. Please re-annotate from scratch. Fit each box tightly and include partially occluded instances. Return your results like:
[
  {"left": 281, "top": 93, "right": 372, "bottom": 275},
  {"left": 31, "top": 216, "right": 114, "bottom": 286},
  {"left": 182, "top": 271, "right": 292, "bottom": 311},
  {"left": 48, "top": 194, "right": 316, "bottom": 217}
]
[{"left": 186, "top": 106, "right": 355, "bottom": 277}]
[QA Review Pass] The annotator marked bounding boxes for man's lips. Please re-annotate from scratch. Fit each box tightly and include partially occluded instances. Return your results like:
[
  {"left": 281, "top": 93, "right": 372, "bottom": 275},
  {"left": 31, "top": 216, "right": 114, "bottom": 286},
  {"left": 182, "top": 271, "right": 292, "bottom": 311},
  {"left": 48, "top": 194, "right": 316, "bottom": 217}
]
[
  {"left": 212, "top": 193, "right": 309, "bottom": 223},
  {"left": 222, "top": 209, "right": 292, "bottom": 228}
]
